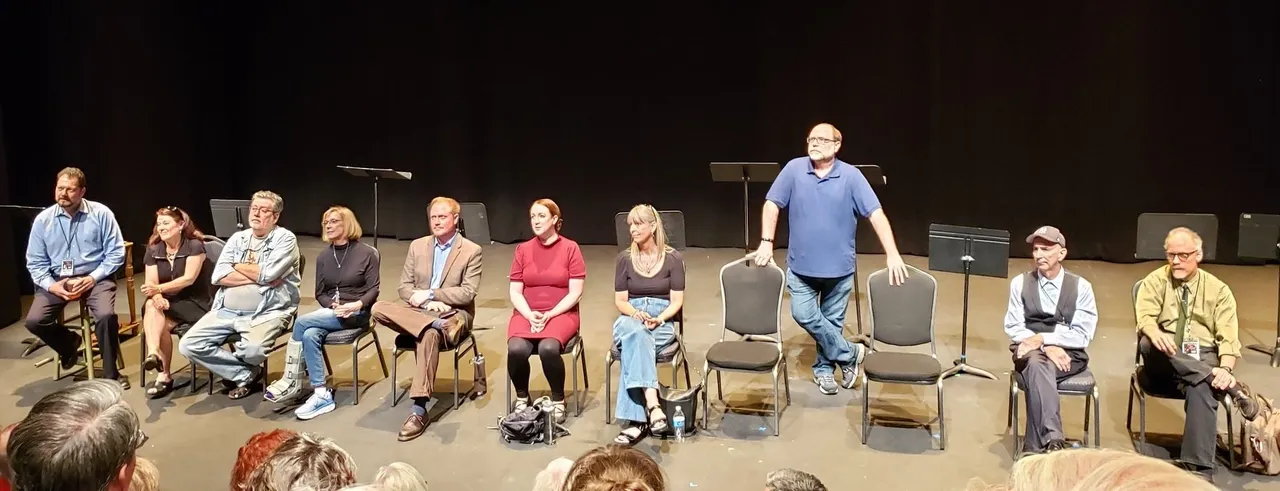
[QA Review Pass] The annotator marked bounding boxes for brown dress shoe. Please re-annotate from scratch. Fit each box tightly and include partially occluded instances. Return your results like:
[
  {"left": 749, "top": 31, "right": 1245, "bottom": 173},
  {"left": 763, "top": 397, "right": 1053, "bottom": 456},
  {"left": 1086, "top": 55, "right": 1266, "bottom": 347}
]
[{"left": 398, "top": 413, "right": 429, "bottom": 442}]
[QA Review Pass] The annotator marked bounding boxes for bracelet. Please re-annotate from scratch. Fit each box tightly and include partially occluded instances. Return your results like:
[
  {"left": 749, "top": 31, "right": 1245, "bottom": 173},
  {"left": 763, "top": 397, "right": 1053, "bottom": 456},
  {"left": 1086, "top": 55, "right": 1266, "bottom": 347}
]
[
  {"left": 760, "top": 237, "right": 773, "bottom": 243},
  {"left": 1220, "top": 366, "right": 1233, "bottom": 374}
]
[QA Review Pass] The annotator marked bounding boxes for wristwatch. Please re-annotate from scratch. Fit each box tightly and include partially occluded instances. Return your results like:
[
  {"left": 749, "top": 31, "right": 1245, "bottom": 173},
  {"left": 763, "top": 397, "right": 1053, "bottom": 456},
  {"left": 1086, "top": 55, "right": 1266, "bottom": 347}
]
[
  {"left": 1220, "top": 366, "right": 1234, "bottom": 374},
  {"left": 760, "top": 237, "right": 773, "bottom": 243}
]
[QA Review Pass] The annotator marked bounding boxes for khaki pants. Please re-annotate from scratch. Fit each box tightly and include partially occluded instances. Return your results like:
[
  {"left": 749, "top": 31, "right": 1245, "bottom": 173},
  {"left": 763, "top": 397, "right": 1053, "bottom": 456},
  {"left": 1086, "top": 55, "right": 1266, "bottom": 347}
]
[{"left": 372, "top": 301, "right": 472, "bottom": 398}]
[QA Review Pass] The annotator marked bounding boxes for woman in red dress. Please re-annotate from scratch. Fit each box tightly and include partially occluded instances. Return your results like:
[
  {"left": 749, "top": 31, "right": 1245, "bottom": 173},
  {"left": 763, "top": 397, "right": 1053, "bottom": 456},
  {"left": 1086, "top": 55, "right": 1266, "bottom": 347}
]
[{"left": 507, "top": 198, "right": 586, "bottom": 423}]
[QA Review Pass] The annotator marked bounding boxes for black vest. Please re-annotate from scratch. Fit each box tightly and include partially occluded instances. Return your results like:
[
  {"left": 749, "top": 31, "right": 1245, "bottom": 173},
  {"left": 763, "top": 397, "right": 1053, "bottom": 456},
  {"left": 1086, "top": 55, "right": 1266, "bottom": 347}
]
[{"left": 1022, "top": 270, "right": 1080, "bottom": 333}]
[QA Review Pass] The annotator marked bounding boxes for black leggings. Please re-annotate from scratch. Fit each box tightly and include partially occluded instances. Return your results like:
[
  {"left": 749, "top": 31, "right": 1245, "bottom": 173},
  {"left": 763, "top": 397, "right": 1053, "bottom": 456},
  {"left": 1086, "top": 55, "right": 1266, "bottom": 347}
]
[{"left": 507, "top": 337, "right": 565, "bottom": 401}]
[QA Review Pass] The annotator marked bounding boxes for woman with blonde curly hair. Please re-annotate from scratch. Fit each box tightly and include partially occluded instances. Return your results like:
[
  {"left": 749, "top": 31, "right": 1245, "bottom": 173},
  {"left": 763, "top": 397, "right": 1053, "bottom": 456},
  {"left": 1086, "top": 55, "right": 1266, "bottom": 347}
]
[{"left": 968, "top": 448, "right": 1218, "bottom": 490}]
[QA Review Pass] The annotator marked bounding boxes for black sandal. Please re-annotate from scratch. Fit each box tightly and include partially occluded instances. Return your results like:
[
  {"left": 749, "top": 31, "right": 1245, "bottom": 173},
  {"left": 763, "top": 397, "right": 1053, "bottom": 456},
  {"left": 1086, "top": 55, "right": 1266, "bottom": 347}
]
[
  {"left": 648, "top": 405, "right": 668, "bottom": 433},
  {"left": 614, "top": 424, "right": 649, "bottom": 446},
  {"left": 146, "top": 379, "right": 173, "bottom": 399}
]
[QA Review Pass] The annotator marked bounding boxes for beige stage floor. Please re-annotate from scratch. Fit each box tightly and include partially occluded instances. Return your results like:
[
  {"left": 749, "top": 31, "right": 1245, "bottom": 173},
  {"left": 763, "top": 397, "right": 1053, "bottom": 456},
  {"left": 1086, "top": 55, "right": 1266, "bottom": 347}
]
[{"left": 2, "top": 237, "right": 1279, "bottom": 490}]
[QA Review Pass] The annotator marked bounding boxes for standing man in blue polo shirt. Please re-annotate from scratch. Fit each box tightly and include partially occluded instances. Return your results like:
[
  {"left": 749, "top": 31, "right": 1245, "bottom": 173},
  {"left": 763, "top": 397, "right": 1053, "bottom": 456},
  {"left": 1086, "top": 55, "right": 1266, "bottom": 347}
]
[{"left": 756, "top": 123, "right": 909, "bottom": 395}]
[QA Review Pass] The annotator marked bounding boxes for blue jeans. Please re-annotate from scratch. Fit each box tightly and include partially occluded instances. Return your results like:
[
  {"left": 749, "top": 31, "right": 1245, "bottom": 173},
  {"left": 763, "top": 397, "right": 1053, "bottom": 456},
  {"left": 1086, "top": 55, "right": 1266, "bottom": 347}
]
[
  {"left": 291, "top": 308, "right": 370, "bottom": 388},
  {"left": 787, "top": 270, "right": 857, "bottom": 376},
  {"left": 612, "top": 297, "right": 677, "bottom": 423}
]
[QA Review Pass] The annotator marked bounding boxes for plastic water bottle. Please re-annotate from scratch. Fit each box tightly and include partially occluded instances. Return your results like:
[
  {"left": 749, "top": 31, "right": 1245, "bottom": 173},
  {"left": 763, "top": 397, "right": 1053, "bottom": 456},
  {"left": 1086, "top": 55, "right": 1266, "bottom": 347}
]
[{"left": 673, "top": 406, "right": 686, "bottom": 442}]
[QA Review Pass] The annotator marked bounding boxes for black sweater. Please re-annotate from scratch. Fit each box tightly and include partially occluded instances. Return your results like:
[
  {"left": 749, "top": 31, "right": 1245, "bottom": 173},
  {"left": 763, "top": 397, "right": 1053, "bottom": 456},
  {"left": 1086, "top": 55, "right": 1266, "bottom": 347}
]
[{"left": 314, "top": 240, "right": 380, "bottom": 310}]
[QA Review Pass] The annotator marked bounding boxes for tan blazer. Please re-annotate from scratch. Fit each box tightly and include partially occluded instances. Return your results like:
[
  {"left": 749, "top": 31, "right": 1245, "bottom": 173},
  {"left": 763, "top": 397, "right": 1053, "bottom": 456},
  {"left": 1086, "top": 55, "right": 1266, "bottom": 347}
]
[{"left": 397, "top": 234, "right": 483, "bottom": 317}]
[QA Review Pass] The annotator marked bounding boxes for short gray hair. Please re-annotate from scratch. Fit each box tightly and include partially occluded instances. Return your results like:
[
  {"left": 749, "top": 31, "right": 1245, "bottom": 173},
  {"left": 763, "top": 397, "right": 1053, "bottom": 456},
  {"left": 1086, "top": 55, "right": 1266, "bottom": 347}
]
[
  {"left": 8, "top": 380, "right": 142, "bottom": 491},
  {"left": 766, "top": 468, "right": 827, "bottom": 491},
  {"left": 252, "top": 190, "right": 285, "bottom": 214}
]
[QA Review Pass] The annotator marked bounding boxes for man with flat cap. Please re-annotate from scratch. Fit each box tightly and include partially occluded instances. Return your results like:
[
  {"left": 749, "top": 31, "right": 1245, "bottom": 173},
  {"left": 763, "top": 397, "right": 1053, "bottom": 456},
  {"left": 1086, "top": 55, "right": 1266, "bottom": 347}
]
[{"left": 1002, "top": 226, "right": 1098, "bottom": 454}]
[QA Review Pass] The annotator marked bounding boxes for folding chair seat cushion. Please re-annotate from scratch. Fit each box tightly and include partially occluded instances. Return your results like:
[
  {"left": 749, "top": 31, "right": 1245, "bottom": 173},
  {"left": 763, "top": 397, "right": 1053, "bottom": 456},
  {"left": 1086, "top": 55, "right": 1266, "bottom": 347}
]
[
  {"left": 172, "top": 322, "right": 196, "bottom": 338},
  {"left": 1013, "top": 368, "right": 1096, "bottom": 393},
  {"left": 1134, "top": 367, "right": 1186, "bottom": 399},
  {"left": 323, "top": 327, "right": 368, "bottom": 345},
  {"left": 563, "top": 335, "right": 581, "bottom": 353},
  {"left": 863, "top": 352, "right": 942, "bottom": 383},
  {"left": 394, "top": 333, "right": 417, "bottom": 351},
  {"left": 610, "top": 339, "right": 681, "bottom": 362},
  {"left": 705, "top": 341, "right": 780, "bottom": 371}
]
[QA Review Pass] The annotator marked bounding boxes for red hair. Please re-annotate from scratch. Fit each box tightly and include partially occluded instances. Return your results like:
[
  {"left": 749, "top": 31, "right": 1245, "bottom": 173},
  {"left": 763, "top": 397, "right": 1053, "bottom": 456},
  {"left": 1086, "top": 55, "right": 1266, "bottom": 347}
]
[
  {"left": 148, "top": 206, "right": 205, "bottom": 246},
  {"left": 230, "top": 429, "right": 296, "bottom": 491},
  {"left": 532, "top": 198, "right": 563, "bottom": 231}
]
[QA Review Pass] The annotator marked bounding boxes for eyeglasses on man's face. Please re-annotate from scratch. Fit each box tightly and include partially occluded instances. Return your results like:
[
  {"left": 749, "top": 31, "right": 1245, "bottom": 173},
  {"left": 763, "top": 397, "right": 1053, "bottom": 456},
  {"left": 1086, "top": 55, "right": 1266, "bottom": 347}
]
[{"left": 807, "top": 137, "right": 839, "bottom": 145}]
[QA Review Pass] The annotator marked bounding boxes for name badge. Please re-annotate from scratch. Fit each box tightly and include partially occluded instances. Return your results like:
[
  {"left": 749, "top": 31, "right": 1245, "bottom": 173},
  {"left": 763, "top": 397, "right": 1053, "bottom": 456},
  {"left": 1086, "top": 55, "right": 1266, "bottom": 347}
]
[
  {"left": 59, "top": 260, "right": 74, "bottom": 277},
  {"left": 1181, "top": 339, "right": 1201, "bottom": 361}
]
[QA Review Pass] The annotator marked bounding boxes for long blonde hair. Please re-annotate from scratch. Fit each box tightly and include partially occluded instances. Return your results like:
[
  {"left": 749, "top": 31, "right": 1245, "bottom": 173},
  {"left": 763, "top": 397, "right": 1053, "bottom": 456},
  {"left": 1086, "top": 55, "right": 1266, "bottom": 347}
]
[
  {"left": 967, "top": 448, "right": 1218, "bottom": 491},
  {"left": 626, "top": 205, "right": 672, "bottom": 271}
]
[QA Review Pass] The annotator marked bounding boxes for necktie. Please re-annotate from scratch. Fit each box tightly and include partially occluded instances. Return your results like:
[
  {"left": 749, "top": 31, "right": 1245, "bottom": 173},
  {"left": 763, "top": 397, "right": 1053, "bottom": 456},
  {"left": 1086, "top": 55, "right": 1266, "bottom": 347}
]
[{"left": 1174, "top": 285, "right": 1189, "bottom": 346}]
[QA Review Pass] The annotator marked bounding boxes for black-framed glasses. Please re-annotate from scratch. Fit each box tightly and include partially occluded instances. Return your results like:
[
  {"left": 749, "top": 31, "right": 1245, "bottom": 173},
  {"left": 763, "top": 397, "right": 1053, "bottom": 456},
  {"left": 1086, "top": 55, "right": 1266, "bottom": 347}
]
[
  {"left": 133, "top": 427, "right": 149, "bottom": 450},
  {"left": 1166, "top": 251, "right": 1197, "bottom": 261},
  {"left": 807, "top": 137, "right": 840, "bottom": 145},
  {"left": 249, "top": 206, "right": 275, "bottom": 215}
]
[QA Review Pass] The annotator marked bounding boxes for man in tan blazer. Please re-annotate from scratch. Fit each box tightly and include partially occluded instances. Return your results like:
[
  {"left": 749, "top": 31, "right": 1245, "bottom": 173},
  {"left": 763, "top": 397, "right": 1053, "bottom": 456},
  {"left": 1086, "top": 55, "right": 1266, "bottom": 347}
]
[{"left": 372, "top": 196, "right": 482, "bottom": 442}]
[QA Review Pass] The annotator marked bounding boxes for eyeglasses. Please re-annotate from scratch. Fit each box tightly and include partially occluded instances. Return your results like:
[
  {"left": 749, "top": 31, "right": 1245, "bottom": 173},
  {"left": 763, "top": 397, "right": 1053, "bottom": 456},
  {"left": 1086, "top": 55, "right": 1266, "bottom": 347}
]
[
  {"left": 133, "top": 427, "right": 149, "bottom": 450},
  {"left": 249, "top": 206, "right": 275, "bottom": 215},
  {"left": 807, "top": 137, "right": 839, "bottom": 145},
  {"left": 1166, "top": 251, "right": 1198, "bottom": 261},
  {"left": 323, "top": 218, "right": 342, "bottom": 225}
]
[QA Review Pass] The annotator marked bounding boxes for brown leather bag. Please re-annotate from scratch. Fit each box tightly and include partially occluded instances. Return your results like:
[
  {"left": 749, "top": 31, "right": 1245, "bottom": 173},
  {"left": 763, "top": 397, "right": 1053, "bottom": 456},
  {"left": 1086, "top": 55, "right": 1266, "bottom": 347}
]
[{"left": 1243, "top": 396, "right": 1280, "bottom": 475}]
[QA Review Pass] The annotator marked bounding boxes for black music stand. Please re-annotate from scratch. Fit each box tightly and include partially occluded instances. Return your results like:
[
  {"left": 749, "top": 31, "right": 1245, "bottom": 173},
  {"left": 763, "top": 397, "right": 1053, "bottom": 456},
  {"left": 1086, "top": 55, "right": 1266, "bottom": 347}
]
[
  {"left": 710, "top": 162, "right": 780, "bottom": 252},
  {"left": 337, "top": 165, "right": 413, "bottom": 248},
  {"left": 928, "top": 224, "right": 1010, "bottom": 380},
  {"left": 1135, "top": 213, "right": 1219, "bottom": 261},
  {"left": 209, "top": 199, "right": 251, "bottom": 239},
  {"left": 1240, "top": 213, "right": 1280, "bottom": 367},
  {"left": 1, "top": 204, "right": 50, "bottom": 356},
  {"left": 855, "top": 165, "right": 887, "bottom": 187}
]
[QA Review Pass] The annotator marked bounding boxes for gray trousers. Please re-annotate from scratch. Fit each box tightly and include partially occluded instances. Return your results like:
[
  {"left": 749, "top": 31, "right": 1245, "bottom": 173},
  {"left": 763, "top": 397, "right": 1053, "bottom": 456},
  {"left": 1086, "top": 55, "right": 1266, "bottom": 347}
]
[
  {"left": 177, "top": 308, "right": 290, "bottom": 386},
  {"left": 25, "top": 278, "right": 121, "bottom": 378},
  {"left": 1011, "top": 344, "right": 1088, "bottom": 453},
  {"left": 1137, "top": 335, "right": 1221, "bottom": 468}
]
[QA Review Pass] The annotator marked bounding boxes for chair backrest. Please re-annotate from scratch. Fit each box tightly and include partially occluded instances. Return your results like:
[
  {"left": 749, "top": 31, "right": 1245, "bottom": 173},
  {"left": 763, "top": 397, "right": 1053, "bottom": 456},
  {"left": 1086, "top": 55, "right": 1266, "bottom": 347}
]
[
  {"left": 1131, "top": 279, "right": 1143, "bottom": 365},
  {"left": 717, "top": 254, "right": 784, "bottom": 338},
  {"left": 197, "top": 236, "right": 225, "bottom": 302},
  {"left": 866, "top": 264, "right": 937, "bottom": 350},
  {"left": 613, "top": 210, "right": 687, "bottom": 251},
  {"left": 459, "top": 202, "right": 491, "bottom": 245}
]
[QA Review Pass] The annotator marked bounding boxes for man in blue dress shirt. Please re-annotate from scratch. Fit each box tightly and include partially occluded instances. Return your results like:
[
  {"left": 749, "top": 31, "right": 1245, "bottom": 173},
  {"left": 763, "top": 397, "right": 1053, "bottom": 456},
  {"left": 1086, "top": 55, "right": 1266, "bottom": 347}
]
[
  {"left": 24, "top": 168, "right": 128, "bottom": 387},
  {"left": 756, "top": 123, "right": 910, "bottom": 395}
]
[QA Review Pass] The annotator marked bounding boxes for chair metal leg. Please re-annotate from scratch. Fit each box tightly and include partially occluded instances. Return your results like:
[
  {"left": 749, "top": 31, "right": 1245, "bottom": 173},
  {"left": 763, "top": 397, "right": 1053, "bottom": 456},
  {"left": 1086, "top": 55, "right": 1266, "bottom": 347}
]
[
  {"left": 715, "top": 371, "right": 723, "bottom": 402},
  {"left": 852, "top": 275, "right": 864, "bottom": 335},
  {"left": 1092, "top": 388, "right": 1101, "bottom": 448},
  {"left": 391, "top": 350, "right": 401, "bottom": 406},
  {"left": 371, "top": 330, "right": 389, "bottom": 377},
  {"left": 773, "top": 369, "right": 781, "bottom": 436},
  {"left": 682, "top": 357, "right": 693, "bottom": 390},
  {"left": 604, "top": 354, "right": 614, "bottom": 424},
  {"left": 323, "top": 351, "right": 334, "bottom": 382},
  {"left": 1226, "top": 398, "right": 1236, "bottom": 470},
  {"left": 140, "top": 331, "right": 148, "bottom": 389},
  {"left": 453, "top": 346, "right": 462, "bottom": 410},
  {"left": 571, "top": 349, "right": 581, "bottom": 417},
  {"left": 699, "top": 362, "right": 712, "bottom": 430},
  {"left": 861, "top": 378, "right": 871, "bottom": 444},
  {"left": 1083, "top": 393, "right": 1091, "bottom": 446},
  {"left": 351, "top": 341, "right": 361, "bottom": 405},
  {"left": 783, "top": 359, "right": 791, "bottom": 404},
  {"left": 937, "top": 381, "right": 946, "bottom": 450}
]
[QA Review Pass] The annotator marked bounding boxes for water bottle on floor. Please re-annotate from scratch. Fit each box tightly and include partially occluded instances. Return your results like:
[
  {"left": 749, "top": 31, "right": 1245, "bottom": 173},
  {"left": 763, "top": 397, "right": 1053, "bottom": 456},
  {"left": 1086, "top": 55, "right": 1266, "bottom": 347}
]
[
  {"left": 473, "top": 353, "right": 487, "bottom": 397},
  {"left": 673, "top": 406, "right": 685, "bottom": 442}
]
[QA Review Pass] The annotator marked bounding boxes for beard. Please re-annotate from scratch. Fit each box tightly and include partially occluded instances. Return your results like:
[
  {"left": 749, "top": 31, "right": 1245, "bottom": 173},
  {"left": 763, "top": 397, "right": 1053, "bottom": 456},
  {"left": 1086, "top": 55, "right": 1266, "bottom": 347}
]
[{"left": 808, "top": 149, "right": 828, "bottom": 161}]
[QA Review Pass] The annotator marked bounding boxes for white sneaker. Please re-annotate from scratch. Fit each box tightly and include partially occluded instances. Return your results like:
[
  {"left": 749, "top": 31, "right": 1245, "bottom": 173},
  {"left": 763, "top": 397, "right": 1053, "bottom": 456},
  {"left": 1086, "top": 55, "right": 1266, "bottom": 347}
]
[{"left": 294, "top": 389, "right": 335, "bottom": 420}]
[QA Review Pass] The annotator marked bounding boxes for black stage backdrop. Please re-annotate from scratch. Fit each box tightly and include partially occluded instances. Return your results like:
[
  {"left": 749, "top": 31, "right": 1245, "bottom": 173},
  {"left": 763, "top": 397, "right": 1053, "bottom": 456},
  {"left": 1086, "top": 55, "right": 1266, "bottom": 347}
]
[{"left": 0, "top": 2, "right": 1276, "bottom": 284}]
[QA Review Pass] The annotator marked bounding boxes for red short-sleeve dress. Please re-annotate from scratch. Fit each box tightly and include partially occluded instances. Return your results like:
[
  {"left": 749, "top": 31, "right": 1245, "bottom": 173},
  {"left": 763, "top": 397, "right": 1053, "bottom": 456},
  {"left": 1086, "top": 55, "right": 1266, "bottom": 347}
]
[{"left": 507, "top": 235, "right": 587, "bottom": 346}]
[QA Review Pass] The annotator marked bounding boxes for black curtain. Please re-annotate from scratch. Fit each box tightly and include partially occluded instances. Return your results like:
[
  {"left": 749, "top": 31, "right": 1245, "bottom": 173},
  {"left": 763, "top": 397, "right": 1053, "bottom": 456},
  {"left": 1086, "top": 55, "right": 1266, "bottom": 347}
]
[
  {"left": 2, "top": 2, "right": 1276, "bottom": 266},
  {"left": 0, "top": 102, "right": 19, "bottom": 326}
]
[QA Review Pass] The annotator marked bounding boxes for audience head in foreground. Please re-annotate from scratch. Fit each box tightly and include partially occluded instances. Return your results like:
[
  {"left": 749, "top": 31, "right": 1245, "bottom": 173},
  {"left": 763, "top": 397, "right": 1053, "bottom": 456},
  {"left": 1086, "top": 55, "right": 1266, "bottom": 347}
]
[
  {"left": 231, "top": 429, "right": 298, "bottom": 491},
  {"left": 969, "top": 448, "right": 1218, "bottom": 490},
  {"left": 242, "top": 432, "right": 357, "bottom": 491},
  {"left": 561, "top": 444, "right": 664, "bottom": 491},
  {"left": 765, "top": 468, "right": 827, "bottom": 491},
  {"left": 6, "top": 379, "right": 143, "bottom": 491}
]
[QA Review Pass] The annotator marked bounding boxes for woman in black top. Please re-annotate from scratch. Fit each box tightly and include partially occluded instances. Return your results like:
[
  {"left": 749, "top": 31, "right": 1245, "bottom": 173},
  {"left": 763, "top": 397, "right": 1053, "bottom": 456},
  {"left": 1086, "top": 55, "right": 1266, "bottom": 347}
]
[
  {"left": 265, "top": 206, "right": 380, "bottom": 421},
  {"left": 141, "top": 206, "right": 209, "bottom": 398}
]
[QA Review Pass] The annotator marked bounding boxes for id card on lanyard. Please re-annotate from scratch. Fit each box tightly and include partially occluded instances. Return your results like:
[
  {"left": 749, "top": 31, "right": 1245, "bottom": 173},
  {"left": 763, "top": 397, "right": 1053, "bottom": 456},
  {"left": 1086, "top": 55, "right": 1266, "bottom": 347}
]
[
  {"left": 59, "top": 214, "right": 78, "bottom": 277},
  {"left": 1175, "top": 285, "right": 1199, "bottom": 360}
]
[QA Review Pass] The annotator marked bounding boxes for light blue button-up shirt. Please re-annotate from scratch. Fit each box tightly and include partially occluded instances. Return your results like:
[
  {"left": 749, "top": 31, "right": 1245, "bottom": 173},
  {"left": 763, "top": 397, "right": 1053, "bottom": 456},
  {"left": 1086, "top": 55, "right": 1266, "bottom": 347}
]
[
  {"left": 1003, "top": 268, "right": 1099, "bottom": 350},
  {"left": 211, "top": 226, "right": 302, "bottom": 319},
  {"left": 429, "top": 232, "right": 457, "bottom": 292},
  {"left": 25, "top": 199, "right": 126, "bottom": 291}
]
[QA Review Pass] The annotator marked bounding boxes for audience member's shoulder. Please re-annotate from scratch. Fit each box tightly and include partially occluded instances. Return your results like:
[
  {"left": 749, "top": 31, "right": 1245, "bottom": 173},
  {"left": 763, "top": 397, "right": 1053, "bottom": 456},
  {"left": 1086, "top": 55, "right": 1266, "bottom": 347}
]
[
  {"left": 1141, "top": 264, "right": 1171, "bottom": 283},
  {"left": 1199, "top": 268, "right": 1232, "bottom": 292},
  {"left": 83, "top": 199, "right": 117, "bottom": 218},
  {"left": 615, "top": 249, "right": 631, "bottom": 264},
  {"left": 409, "top": 235, "right": 433, "bottom": 251},
  {"left": 783, "top": 157, "right": 809, "bottom": 171},
  {"left": 273, "top": 226, "right": 297, "bottom": 241},
  {"left": 559, "top": 236, "right": 582, "bottom": 249}
]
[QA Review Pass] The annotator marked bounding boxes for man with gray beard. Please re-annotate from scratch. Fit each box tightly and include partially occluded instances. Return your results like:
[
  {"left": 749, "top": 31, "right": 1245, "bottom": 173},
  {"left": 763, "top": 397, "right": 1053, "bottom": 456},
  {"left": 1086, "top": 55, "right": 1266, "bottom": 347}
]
[{"left": 179, "top": 190, "right": 301, "bottom": 400}]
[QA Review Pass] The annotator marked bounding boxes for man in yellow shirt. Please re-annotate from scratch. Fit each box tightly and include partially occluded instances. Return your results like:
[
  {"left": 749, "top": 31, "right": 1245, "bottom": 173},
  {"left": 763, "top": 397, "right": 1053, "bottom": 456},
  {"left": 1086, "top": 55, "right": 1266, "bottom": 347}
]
[{"left": 1135, "top": 227, "right": 1259, "bottom": 474}]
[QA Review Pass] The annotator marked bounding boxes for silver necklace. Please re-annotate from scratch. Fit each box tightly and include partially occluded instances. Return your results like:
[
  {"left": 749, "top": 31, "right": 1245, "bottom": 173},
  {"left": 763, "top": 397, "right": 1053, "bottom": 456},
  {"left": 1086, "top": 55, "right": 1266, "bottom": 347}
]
[{"left": 333, "top": 245, "right": 349, "bottom": 269}]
